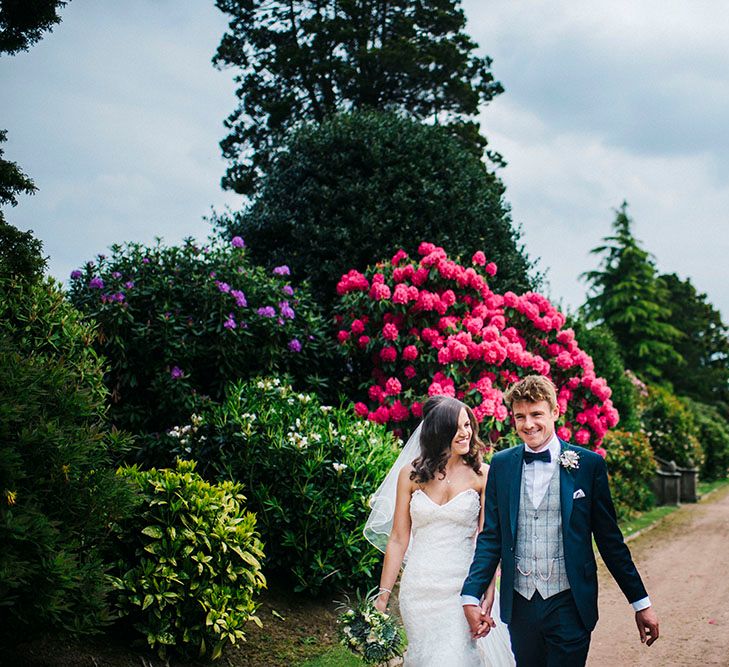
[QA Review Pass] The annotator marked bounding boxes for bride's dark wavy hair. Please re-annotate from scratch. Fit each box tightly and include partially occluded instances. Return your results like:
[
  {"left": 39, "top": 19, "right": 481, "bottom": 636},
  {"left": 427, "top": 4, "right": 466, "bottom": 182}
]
[{"left": 409, "top": 395, "right": 483, "bottom": 484}]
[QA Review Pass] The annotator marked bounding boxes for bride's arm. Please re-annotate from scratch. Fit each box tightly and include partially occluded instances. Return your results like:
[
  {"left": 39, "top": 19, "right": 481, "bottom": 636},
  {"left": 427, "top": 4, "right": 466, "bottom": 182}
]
[
  {"left": 374, "top": 466, "right": 413, "bottom": 611},
  {"left": 478, "top": 465, "right": 497, "bottom": 617}
]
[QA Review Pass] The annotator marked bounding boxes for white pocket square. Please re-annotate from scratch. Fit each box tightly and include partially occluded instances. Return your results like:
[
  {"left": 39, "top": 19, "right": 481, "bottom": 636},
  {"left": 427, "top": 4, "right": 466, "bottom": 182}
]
[{"left": 573, "top": 489, "right": 586, "bottom": 499}]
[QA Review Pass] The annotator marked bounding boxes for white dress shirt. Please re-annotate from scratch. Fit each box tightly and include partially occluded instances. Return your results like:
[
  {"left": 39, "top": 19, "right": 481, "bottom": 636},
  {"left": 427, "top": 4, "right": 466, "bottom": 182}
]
[{"left": 462, "top": 432, "right": 651, "bottom": 612}]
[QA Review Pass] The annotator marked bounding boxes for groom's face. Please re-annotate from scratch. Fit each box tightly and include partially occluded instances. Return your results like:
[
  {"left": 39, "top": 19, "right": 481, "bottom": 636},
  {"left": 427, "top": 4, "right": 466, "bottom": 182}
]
[{"left": 511, "top": 399, "right": 559, "bottom": 451}]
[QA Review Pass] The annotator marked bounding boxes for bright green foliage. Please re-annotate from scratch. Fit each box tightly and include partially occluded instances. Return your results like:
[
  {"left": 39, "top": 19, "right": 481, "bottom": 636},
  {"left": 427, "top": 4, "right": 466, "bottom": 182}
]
[
  {"left": 166, "top": 378, "right": 400, "bottom": 595},
  {"left": 602, "top": 430, "right": 656, "bottom": 520},
  {"left": 570, "top": 319, "right": 640, "bottom": 431},
  {"left": 214, "top": 0, "right": 504, "bottom": 194},
  {"left": 582, "top": 203, "right": 683, "bottom": 382},
  {"left": 640, "top": 385, "right": 703, "bottom": 468},
  {"left": 219, "top": 111, "right": 536, "bottom": 307},
  {"left": 660, "top": 273, "right": 729, "bottom": 416},
  {"left": 683, "top": 400, "right": 729, "bottom": 481},
  {"left": 68, "top": 237, "right": 337, "bottom": 443},
  {"left": 0, "top": 277, "right": 135, "bottom": 642},
  {"left": 111, "top": 459, "right": 266, "bottom": 661}
]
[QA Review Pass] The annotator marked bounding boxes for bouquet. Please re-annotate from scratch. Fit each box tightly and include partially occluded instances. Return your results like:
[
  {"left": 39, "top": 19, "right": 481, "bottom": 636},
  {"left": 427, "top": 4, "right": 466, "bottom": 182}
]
[{"left": 337, "top": 590, "right": 405, "bottom": 665}]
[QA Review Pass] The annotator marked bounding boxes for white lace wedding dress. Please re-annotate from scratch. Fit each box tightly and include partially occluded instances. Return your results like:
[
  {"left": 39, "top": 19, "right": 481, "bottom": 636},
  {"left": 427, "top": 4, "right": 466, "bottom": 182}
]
[{"left": 399, "top": 488, "right": 515, "bottom": 667}]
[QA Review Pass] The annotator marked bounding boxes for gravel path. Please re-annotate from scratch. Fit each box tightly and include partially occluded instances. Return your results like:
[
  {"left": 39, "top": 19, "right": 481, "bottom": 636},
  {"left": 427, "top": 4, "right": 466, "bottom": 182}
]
[{"left": 588, "top": 485, "right": 729, "bottom": 666}]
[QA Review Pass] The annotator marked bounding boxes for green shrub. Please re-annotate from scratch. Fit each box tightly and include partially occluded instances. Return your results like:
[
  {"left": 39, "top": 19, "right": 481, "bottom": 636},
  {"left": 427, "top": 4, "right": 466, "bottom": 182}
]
[
  {"left": 0, "top": 277, "right": 135, "bottom": 642},
  {"left": 603, "top": 430, "right": 656, "bottom": 520},
  {"left": 111, "top": 459, "right": 265, "bottom": 661},
  {"left": 684, "top": 400, "right": 729, "bottom": 481},
  {"left": 641, "top": 385, "right": 703, "bottom": 468},
  {"left": 68, "top": 237, "right": 338, "bottom": 445},
  {"left": 217, "top": 111, "right": 537, "bottom": 307},
  {"left": 168, "top": 377, "right": 400, "bottom": 595}
]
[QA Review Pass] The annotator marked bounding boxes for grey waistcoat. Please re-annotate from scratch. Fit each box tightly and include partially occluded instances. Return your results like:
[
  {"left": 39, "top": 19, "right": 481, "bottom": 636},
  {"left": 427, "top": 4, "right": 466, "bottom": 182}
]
[{"left": 514, "top": 465, "right": 570, "bottom": 600}]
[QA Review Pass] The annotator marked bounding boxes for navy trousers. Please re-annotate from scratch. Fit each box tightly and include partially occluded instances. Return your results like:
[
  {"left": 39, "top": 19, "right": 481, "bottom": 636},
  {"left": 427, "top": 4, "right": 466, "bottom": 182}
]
[{"left": 508, "top": 590, "right": 591, "bottom": 667}]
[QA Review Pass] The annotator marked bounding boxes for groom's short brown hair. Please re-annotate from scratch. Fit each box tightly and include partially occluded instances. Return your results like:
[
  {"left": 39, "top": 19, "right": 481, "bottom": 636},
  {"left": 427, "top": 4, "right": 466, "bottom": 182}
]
[{"left": 504, "top": 375, "right": 558, "bottom": 411}]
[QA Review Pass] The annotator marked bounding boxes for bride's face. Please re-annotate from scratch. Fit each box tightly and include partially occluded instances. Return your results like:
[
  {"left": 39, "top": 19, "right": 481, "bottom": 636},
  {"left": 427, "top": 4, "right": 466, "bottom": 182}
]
[{"left": 450, "top": 408, "right": 472, "bottom": 457}]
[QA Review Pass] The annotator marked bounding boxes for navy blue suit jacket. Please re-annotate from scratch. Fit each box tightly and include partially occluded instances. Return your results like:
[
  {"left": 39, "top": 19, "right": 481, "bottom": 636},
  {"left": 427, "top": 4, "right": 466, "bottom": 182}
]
[{"left": 461, "top": 440, "right": 647, "bottom": 631}]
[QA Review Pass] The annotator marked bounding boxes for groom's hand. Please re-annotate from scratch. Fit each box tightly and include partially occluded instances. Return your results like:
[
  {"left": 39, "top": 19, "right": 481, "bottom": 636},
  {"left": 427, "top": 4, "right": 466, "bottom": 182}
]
[
  {"left": 463, "top": 604, "right": 495, "bottom": 639},
  {"left": 635, "top": 607, "right": 660, "bottom": 646}
]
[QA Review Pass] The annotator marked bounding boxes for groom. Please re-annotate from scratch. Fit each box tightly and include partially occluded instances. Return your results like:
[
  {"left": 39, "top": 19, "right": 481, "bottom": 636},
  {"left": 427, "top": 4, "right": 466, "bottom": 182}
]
[{"left": 462, "top": 375, "right": 659, "bottom": 666}]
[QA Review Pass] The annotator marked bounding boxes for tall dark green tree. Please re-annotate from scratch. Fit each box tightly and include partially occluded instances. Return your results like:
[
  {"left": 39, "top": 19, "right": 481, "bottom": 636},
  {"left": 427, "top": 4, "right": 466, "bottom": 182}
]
[
  {"left": 0, "top": 0, "right": 68, "bottom": 55},
  {"left": 581, "top": 202, "right": 683, "bottom": 382},
  {"left": 660, "top": 273, "right": 729, "bottom": 414},
  {"left": 0, "top": 130, "right": 45, "bottom": 280},
  {"left": 213, "top": 0, "right": 504, "bottom": 194},
  {"left": 217, "top": 111, "right": 536, "bottom": 306}
]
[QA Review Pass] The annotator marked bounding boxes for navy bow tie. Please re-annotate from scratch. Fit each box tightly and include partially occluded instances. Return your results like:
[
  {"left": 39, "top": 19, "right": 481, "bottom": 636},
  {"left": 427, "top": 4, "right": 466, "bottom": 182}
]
[{"left": 523, "top": 449, "right": 551, "bottom": 464}]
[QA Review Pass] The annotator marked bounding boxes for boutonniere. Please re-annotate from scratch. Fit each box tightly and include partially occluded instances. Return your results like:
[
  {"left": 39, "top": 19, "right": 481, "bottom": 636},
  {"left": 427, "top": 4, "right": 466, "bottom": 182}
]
[{"left": 559, "top": 449, "right": 580, "bottom": 471}]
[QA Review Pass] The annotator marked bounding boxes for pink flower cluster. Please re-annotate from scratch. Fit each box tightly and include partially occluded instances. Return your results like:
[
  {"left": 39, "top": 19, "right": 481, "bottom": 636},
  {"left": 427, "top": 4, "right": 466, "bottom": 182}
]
[{"left": 335, "top": 243, "right": 619, "bottom": 449}]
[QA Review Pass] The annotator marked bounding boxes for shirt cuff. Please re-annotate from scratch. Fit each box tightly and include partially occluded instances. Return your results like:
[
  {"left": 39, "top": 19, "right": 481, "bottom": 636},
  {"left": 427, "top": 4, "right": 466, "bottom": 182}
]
[
  {"left": 461, "top": 595, "right": 481, "bottom": 607},
  {"left": 631, "top": 596, "right": 651, "bottom": 612}
]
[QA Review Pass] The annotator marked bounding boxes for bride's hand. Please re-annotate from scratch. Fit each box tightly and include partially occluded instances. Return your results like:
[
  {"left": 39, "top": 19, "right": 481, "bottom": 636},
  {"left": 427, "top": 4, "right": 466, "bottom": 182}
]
[{"left": 373, "top": 593, "right": 389, "bottom": 613}]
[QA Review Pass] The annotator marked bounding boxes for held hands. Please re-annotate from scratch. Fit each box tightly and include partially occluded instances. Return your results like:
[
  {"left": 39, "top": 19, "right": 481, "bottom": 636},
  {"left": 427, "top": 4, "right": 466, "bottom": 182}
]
[
  {"left": 635, "top": 607, "right": 660, "bottom": 646},
  {"left": 463, "top": 604, "right": 496, "bottom": 640}
]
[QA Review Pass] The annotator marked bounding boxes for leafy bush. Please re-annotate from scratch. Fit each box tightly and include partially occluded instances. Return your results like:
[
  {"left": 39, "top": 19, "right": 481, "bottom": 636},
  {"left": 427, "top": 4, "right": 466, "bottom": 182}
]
[
  {"left": 0, "top": 277, "right": 134, "bottom": 642},
  {"left": 111, "top": 459, "right": 265, "bottom": 661},
  {"left": 335, "top": 243, "right": 618, "bottom": 449},
  {"left": 217, "top": 111, "right": 537, "bottom": 307},
  {"left": 602, "top": 430, "right": 656, "bottom": 520},
  {"left": 165, "top": 377, "right": 400, "bottom": 595},
  {"left": 684, "top": 400, "right": 729, "bottom": 480},
  {"left": 570, "top": 320, "right": 640, "bottom": 431},
  {"left": 640, "top": 385, "right": 703, "bottom": 468},
  {"left": 68, "top": 237, "right": 337, "bottom": 443}
]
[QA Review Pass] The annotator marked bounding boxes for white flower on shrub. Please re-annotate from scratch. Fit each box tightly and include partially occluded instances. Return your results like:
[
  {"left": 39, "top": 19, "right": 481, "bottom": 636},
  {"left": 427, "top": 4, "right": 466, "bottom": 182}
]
[
  {"left": 321, "top": 405, "right": 333, "bottom": 413},
  {"left": 332, "top": 462, "right": 348, "bottom": 474}
]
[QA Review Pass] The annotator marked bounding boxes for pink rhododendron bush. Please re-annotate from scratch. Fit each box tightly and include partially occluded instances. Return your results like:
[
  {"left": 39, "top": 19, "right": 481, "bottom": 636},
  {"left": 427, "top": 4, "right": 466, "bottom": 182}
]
[{"left": 335, "top": 243, "right": 618, "bottom": 450}]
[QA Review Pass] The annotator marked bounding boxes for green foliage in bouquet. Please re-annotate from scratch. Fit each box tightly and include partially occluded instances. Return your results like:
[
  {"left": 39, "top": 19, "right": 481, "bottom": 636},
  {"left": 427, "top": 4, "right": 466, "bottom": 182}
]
[
  {"left": 111, "top": 459, "right": 265, "bottom": 661},
  {"left": 165, "top": 377, "right": 400, "bottom": 595},
  {"left": 67, "top": 237, "right": 338, "bottom": 448},
  {"left": 683, "top": 400, "right": 729, "bottom": 481},
  {"left": 602, "top": 430, "right": 656, "bottom": 520},
  {"left": 337, "top": 589, "right": 405, "bottom": 665},
  {"left": 640, "top": 385, "right": 704, "bottom": 468},
  {"left": 0, "top": 277, "right": 135, "bottom": 642}
]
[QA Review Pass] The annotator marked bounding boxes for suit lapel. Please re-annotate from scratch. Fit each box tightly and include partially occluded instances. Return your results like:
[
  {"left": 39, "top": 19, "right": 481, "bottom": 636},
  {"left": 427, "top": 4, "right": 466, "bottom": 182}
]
[
  {"left": 559, "top": 439, "right": 575, "bottom": 528},
  {"left": 509, "top": 444, "right": 525, "bottom": 541}
]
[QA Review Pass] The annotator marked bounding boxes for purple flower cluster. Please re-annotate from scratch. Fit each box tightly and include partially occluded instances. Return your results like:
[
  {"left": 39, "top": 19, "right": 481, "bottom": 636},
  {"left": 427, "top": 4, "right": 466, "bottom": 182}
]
[
  {"left": 231, "top": 236, "right": 245, "bottom": 249},
  {"left": 111, "top": 271, "right": 122, "bottom": 279},
  {"left": 257, "top": 306, "right": 276, "bottom": 318},
  {"left": 216, "top": 281, "right": 231, "bottom": 293},
  {"left": 282, "top": 284, "right": 294, "bottom": 296},
  {"left": 279, "top": 301, "right": 295, "bottom": 319},
  {"left": 70, "top": 269, "right": 83, "bottom": 280},
  {"left": 170, "top": 366, "right": 184, "bottom": 380},
  {"left": 101, "top": 292, "right": 126, "bottom": 304},
  {"left": 288, "top": 339, "right": 302, "bottom": 352},
  {"left": 224, "top": 313, "right": 237, "bottom": 329},
  {"left": 231, "top": 289, "right": 247, "bottom": 307},
  {"left": 89, "top": 276, "right": 105, "bottom": 289},
  {"left": 273, "top": 265, "right": 291, "bottom": 276}
]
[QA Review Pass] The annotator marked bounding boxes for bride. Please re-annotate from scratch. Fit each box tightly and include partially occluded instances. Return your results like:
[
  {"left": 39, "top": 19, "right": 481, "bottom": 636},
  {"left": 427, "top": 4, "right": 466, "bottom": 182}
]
[{"left": 366, "top": 395, "right": 515, "bottom": 666}]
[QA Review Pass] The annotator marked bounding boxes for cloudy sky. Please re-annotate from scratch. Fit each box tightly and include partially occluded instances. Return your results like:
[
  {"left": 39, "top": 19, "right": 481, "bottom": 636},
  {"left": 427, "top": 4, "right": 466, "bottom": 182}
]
[{"left": 2, "top": 0, "right": 728, "bottom": 317}]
